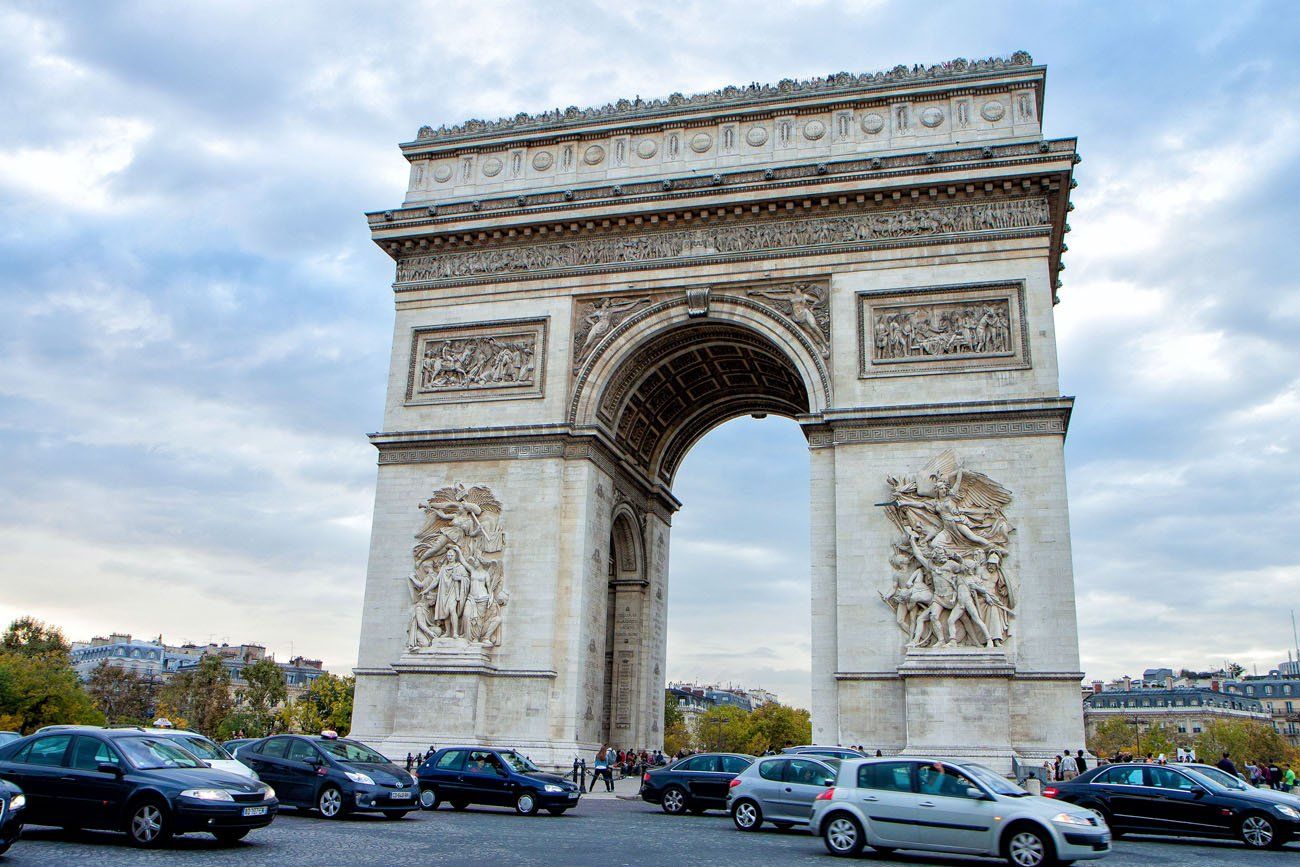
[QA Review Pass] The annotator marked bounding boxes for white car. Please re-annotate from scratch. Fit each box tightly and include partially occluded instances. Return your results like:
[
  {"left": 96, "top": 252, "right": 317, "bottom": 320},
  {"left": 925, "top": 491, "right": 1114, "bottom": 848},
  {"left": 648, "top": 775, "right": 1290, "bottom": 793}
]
[
  {"left": 127, "top": 727, "right": 258, "bottom": 780},
  {"left": 809, "top": 757, "right": 1111, "bottom": 866}
]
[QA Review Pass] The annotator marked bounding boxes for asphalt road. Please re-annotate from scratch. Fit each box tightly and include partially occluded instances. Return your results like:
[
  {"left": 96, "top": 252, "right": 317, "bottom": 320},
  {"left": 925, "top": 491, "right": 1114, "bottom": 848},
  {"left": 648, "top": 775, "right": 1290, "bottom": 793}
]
[{"left": 4, "top": 796, "right": 1297, "bottom": 866}]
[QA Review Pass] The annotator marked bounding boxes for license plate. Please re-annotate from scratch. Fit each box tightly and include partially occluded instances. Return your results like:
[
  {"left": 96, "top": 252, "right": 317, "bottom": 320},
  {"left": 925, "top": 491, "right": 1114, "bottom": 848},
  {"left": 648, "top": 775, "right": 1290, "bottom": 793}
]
[
  {"left": 390, "top": 790, "right": 412, "bottom": 800},
  {"left": 568, "top": 792, "right": 580, "bottom": 799},
  {"left": 242, "top": 806, "right": 268, "bottom": 817}
]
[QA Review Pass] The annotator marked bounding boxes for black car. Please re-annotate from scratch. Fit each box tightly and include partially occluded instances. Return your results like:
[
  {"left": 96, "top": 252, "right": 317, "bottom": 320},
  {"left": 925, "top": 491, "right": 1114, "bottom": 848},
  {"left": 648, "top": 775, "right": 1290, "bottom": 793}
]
[
  {"left": 221, "top": 738, "right": 258, "bottom": 758},
  {"left": 416, "top": 747, "right": 581, "bottom": 816},
  {"left": 1047, "top": 762, "right": 1300, "bottom": 849},
  {"left": 0, "top": 777, "right": 23, "bottom": 855},
  {"left": 640, "top": 753, "right": 754, "bottom": 814},
  {"left": 238, "top": 733, "right": 417, "bottom": 819},
  {"left": 0, "top": 728, "right": 276, "bottom": 848}
]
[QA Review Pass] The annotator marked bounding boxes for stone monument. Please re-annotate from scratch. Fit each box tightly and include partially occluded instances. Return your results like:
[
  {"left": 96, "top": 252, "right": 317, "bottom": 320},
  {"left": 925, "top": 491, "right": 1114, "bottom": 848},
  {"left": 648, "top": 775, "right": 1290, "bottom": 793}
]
[{"left": 350, "top": 53, "right": 1085, "bottom": 770}]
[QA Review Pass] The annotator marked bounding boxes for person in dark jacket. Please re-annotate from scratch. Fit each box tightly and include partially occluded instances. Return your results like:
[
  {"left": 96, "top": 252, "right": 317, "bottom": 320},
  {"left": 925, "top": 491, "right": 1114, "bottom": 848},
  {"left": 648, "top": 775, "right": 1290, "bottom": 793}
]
[
  {"left": 1075, "top": 749, "right": 1088, "bottom": 773},
  {"left": 1217, "top": 752, "right": 1238, "bottom": 777}
]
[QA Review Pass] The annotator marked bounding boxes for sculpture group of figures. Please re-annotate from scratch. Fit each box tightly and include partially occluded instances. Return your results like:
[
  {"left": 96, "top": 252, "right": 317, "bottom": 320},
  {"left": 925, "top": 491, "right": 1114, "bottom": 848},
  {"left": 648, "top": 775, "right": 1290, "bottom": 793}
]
[
  {"left": 407, "top": 484, "right": 509, "bottom": 649},
  {"left": 873, "top": 301, "right": 1012, "bottom": 361},
  {"left": 419, "top": 336, "right": 536, "bottom": 391},
  {"left": 880, "top": 452, "right": 1017, "bottom": 650}
]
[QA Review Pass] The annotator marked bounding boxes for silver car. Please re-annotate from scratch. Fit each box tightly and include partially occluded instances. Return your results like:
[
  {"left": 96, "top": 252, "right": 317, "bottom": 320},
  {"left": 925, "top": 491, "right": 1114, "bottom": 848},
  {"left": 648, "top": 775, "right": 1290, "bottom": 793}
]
[
  {"left": 809, "top": 758, "right": 1111, "bottom": 866},
  {"left": 727, "top": 754, "right": 840, "bottom": 831}
]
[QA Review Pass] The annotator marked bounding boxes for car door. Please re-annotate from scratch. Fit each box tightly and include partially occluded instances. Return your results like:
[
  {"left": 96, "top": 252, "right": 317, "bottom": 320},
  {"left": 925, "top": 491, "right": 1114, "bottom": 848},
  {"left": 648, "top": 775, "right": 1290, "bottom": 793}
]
[
  {"left": 4, "top": 734, "right": 72, "bottom": 824},
  {"left": 247, "top": 737, "right": 293, "bottom": 803},
  {"left": 775, "top": 758, "right": 835, "bottom": 822},
  {"left": 688, "top": 755, "right": 728, "bottom": 804},
  {"left": 285, "top": 739, "right": 326, "bottom": 804},
  {"left": 1143, "top": 765, "right": 1230, "bottom": 835},
  {"left": 428, "top": 749, "right": 466, "bottom": 801},
  {"left": 913, "top": 763, "right": 996, "bottom": 853},
  {"left": 62, "top": 736, "right": 132, "bottom": 830},
  {"left": 749, "top": 759, "right": 787, "bottom": 817},
  {"left": 854, "top": 761, "right": 925, "bottom": 846},
  {"left": 1092, "top": 765, "right": 1153, "bottom": 830},
  {"left": 460, "top": 750, "right": 511, "bottom": 806}
]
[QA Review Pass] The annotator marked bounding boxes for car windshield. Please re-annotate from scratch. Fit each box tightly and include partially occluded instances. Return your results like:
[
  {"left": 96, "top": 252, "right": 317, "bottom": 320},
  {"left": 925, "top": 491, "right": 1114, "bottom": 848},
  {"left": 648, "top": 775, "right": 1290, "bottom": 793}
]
[
  {"left": 117, "top": 736, "right": 205, "bottom": 770},
  {"left": 499, "top": 751, "right": 540, "bottom": 773},
  {"left": 174, "top": 735, "right": 229, "bottom": 761},
  {"left": 318, "top": 739, "right": 389, "bottom": 764},
  {"left": 1185, "top": 766, "right": 1246, "bottom": 791},
  {"left": 966, "top": 763, "right": 1029, "bottom": 796}
]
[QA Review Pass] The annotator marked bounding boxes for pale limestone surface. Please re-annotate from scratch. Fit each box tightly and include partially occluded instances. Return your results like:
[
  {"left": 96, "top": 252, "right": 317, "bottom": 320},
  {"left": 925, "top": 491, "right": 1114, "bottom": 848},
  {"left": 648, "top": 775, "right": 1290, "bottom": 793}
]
[{"left": 351, "top": 55, "right": 1084, "bottom": 770}]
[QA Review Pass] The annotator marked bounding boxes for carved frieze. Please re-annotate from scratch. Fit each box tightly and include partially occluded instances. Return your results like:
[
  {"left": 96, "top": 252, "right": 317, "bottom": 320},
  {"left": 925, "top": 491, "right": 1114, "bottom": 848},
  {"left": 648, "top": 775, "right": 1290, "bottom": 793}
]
[
  {"left": 858, "top": 282, "right": 1030, "bottom": 378},
  {"left": 406, "top": 318, "right": 546, "bottom": 404},
  {"left": 745, "top": 281, "right": 830, "bottom": 358},
  {"left": 571, "top": 295, "right": 651, "bottom": 372},
  {"left": 396, "top": 198, "right": 1051, "bottom": 285},
  {"left": 879, "top": 451, "right": 1016, "bottom": 651},
  {"left": 407, "top": 483, "right": 509, "bottom": 651}
]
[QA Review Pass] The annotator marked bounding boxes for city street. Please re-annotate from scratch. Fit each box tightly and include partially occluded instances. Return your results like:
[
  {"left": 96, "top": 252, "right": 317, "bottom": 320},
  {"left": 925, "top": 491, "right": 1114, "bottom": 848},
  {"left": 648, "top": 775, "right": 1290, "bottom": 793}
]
[{"left": 5, "top": 791, "right": 1297, "bottom": 866}]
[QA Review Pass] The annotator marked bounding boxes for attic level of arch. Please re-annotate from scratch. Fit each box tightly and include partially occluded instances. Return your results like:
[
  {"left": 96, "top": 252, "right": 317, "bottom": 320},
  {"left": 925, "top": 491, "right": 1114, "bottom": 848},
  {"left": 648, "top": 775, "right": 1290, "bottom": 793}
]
[{"left": 368, "top": 136, "right": 1079, "bottom": 238}]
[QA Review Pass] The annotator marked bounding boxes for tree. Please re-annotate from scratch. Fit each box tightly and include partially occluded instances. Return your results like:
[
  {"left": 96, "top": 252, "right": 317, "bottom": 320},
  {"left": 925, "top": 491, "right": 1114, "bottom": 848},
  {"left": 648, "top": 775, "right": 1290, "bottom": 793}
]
[
  {"left": 86, "top": 662, "right": 156, "bottom": 725},
  {"left": 2, "top": 616, "right": 71, "bottom": 659},
  {"left": 158, "top": 655, "right": 232, "bottom": 737},
  {"left": 744, "top": 703, "right": 812, "bottom": 755},
  {"left": 695, "top": 704, "right": 754, "bottom": 753},
  {"left": 0, "top": 649, "right": 102, "bottom": 733},
  {"left": 236, "top": 658, "right": 287, "bottom": 737},
  {"left": 1195, "top": 719, "right": 1298, "bottom": 766},
  {"left": 663, "top": 691, "right": 692, "bottom": 756},
  {"left": 281, "top": 673, "right": 354, "bottom": 736},
  {"left": 1087, "top": 717, "right": 1138, "bottom": 759}
]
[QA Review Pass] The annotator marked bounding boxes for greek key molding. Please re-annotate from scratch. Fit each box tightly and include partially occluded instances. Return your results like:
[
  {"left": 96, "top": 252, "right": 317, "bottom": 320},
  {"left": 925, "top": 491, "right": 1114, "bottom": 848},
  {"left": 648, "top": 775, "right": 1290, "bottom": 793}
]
[{"left": 395, "top": 197, "right": 1050, "bottom": 286}]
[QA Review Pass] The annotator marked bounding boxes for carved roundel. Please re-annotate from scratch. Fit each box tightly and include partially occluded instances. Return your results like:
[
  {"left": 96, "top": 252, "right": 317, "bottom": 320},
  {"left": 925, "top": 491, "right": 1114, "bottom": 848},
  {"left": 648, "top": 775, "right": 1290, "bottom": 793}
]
[
  {"left": 981, "top": 100, "right": 1006, "bottom": 122},
  {"left": 860, "top": 113, "right": 885, "bottom": 135},
  {"left": 745, "top": 125, "right": 768, "bottom": 147},
  {"left": 481, "top": 157, "right": 503, "bottom": 177},
  {"left": 583, "top": 145, "right": 606, "bottom": 166},
  {"left": 636, "top": 139, "right": 658, "bottom": 159},
  {"left": 433, "top": 164, "right": 453, "bottom": 183},
  {"left": 689, "top": 132, "right": 713, "bottom": 153},
  {"left": 803, "top": 119, "right": 826, "bottom": 140},
  {"left": 532, "top": 151, "right": 554, "bottom": 170},
  {"left": 920, "top": 107, "right": 945, "bottom": 128}
]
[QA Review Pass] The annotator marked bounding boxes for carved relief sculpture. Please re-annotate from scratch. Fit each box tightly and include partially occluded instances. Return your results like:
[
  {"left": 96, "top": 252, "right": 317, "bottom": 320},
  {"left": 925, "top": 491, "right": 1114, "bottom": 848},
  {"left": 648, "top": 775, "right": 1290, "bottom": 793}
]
[
  {"left": 406, "top": 319, "right": 546, "bottom": 404},
  {"left": 746, "top": 282, "right": 831, "bottom": 357},
  {"left": 872, "top": 299, "right": 1012, "bottom": 361},
  {"left": 878, "top": 451, "right": 1016, "bottom": 650},
  {"left": 572, "top": 295, "right": 650, "bottom": 370},
  {"left": 407, "top": 483, "right": 509, "bottom": 650}
]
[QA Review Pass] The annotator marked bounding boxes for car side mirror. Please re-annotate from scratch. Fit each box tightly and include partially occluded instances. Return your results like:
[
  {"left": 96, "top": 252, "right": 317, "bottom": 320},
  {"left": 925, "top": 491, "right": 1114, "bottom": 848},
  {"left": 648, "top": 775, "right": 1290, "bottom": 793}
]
[
  {"left": 496, "top": 765, "right": 510, "bottom": 776},
  {"left": 1189, "top": 786, "right": 1206, "bottom": 797},
  {"left": 824, "top": 780, "right": 835, "bottom": 787},
  {"left": 97, "top": 762, "right": 123, "bottom": 777},
  {"left": 201, "top": 760, "right": 212, "bottom": 768},
  {"left": 966, "top": 787, "right": 987, "bottom": 800}
]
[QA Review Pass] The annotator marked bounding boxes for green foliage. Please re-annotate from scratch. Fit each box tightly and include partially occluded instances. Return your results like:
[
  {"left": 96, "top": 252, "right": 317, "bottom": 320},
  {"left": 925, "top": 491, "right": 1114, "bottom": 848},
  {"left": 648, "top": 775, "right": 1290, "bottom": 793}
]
[
  {"left": 744, "top": 703, "right": 812, "bottom": 755},
  {"left": 281, "top": 673, "right": 354, "bottom": 736},
  {"left": 1195, "top": 718, "right": 1299, "bottom": 766},
  {"left": 159, "top": 655, "right": 232, "bottom": 737},
  {"left": 695, "top": 704, "right": 752, "bottom": 752},
  {"left": 1086, "top": 717, "right": 1137, "bottom": 759},
  {"left": 0, "top": 648, "right": 102, "bottom": 733},
  {"left": 2, "top": 617, "right": 71, "bottom": 660},
  {"left": 236, "top": 657, "right": 288, "bottom": 737},
  {"left": 663, "top": 691, "right": 691, "bottom": 756},
  {"left": 86, "top": 662, "right": 156, "bottom": 725}
]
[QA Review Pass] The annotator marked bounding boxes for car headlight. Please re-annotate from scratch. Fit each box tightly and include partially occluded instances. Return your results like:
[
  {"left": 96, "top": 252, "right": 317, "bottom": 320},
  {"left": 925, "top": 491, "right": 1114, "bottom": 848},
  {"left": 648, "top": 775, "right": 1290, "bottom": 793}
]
[
  {"left": 181, "top": 788, "right": 235, "bottom": 801},
  {"left": 345, "top": 771, "right": 375, "bottom": 786},
  {"left": 1052, "top": 811, "right": 1093, "bottom": 826},
  {"left": 262, "top": 785, "right": 276, "bottom": 800},
  {"left": 1276, "top": 804, "right": 1300, "bottom": 819},
  {"left": 543, "top": 784, "right": 563, "bottom": 793},
  {"left": 8, "top": 794, "right": 24, "bottom": 811}
]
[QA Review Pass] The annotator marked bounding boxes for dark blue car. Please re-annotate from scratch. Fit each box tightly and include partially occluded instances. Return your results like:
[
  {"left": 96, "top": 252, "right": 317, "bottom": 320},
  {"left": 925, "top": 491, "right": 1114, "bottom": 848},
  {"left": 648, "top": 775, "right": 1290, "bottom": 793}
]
[
  {"left": 0, "top": 777, "right": 23, "bottom": 855},
  {"left": 416, "top": 747, "right": 581, "bottom": 815},
  {"left": 238, "top": 733, "right": 417, "bottom": 819}
]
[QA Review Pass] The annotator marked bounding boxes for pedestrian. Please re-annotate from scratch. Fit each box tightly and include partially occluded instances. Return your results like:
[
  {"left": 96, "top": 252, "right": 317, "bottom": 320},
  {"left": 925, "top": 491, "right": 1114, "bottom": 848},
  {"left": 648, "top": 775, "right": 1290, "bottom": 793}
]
[
  {"left": 1074, "top": 749, "right": 1087, "bottom": 774},
  {"left": 588, "top": 744, "right": 614, "bottom": 793},
  {"left": 1061, "top": 750, "right": 1079, "bottom": 781},
  {"left": 1217, "top": 752, "right": 1238, "bottom": 778},
  {"left": 1285, "top": 765, "right": 1296, "bottom": 793},
  {"left": 405, "top": 752, "right": 414, "bottom": 771}
]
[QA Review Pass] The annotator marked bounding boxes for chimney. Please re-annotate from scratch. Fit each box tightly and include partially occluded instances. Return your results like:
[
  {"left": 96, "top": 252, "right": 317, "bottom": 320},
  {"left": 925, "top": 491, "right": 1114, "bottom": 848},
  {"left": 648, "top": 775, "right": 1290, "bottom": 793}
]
[
  {"left": 1211, "top": 680, "right": 1220, "bottom": 692},
  {"left": 1165, "top": 675, "right": 1174, "bottom": 691},
  {"left": 1092, "top": 680, "right": 1103, "bottom": 694},
  {"left": 1123, "top": 676, "right": 1132, "bottom": 692}
]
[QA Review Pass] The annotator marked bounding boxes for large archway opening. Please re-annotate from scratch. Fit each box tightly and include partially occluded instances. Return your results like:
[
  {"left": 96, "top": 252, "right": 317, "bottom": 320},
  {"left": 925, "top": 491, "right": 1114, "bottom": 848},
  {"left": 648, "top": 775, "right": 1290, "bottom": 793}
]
[{"left": 587, "top": 312, "right": 818, "bottom": 750}]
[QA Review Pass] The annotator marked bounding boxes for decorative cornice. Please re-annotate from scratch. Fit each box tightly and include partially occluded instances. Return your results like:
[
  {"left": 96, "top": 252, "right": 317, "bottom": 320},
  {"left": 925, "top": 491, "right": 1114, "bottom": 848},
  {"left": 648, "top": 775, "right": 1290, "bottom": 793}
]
[
  {"left": 407, "top": 53, "right": 1035, "bottom": 147},
  {"left": 808, "top": 397, "right": 1073, "bottom": 447}
]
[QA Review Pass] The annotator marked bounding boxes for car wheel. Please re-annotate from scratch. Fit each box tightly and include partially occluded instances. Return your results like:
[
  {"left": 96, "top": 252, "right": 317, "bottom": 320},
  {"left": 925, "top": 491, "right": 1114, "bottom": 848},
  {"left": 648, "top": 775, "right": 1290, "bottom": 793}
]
[
  {"left": 419, "top": 786, "right": 440, "bottom": 810},
  {"left": 1004, "top": 826, "right": 1056, "bottom": 867},
  {"left": 822, "top": 813, "right": 864, "bottom": 857},
  {"left": 731, "top": 798, "right": 762, "bottom": 831},
  {"left": 317, "top": 785, "right": 345, "bottom": 819},
  {"left": 1240, "top": 813, "right": 1281, "bottom": 849},
  {"left": 514, "top": 791, "right": 539, "bottom": 816},
  {"left": 126, "top": 799, "right": 172, "bottom": 848},
  {"left": 661, "top": 786, "right": 688, "bottom": 815},
  {"left": 450, "top": 799, "right": 469, "bottom": 811},
  {"left": 546, "top": 807, "right": 567, "bottom": 816},
  {"left": 212, "top": 829, "right": 249, "bottom": 844}
]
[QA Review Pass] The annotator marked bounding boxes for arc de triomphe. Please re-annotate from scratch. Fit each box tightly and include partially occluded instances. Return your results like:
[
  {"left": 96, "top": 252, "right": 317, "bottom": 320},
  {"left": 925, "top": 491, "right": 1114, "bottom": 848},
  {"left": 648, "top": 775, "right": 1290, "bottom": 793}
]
[{"left": 350, "top": 53, "right": 1085, "bottom": 770}]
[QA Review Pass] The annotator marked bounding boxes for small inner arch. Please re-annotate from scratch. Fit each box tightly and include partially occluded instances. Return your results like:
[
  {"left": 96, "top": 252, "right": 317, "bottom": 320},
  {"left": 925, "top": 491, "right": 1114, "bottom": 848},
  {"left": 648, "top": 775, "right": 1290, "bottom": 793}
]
[{"left": 601, "top": 322, "right": 811, "bottom": 482}]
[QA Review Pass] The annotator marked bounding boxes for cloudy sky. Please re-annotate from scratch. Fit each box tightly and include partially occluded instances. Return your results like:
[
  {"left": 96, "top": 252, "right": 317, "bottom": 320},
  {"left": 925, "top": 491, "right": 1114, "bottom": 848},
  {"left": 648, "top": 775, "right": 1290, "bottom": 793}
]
[{"left": 3, "top": 1, "right": 1299, "bottom": 711}]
